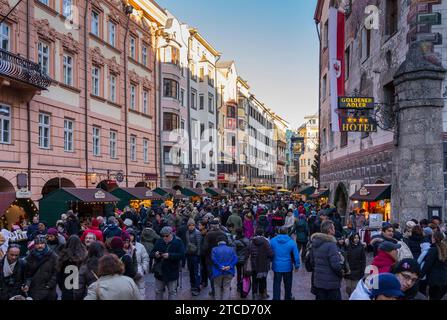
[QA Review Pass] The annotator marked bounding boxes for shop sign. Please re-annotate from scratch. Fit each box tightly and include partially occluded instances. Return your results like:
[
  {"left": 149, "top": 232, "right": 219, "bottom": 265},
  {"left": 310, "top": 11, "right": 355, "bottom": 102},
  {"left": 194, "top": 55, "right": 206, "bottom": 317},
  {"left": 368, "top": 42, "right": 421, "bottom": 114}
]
[
  {"left": 340, "top": 116, "right": 377, "bottom": 132},
  {"left": 144, "top": 173, "right": 158, "bottom": 181},
  {"left": 94, "top": 190, "right": 106, "bottom": 199},
  {"left": 417, "top": 12, "right": 441, "bottom": 25},
  {"left": 338, "top": 97, "right": 374, "bottom": 110},
  {"left": 16, "top": 188, "right": 31, "bottom": 199},
  {"left": 359, "top": 187, "right": 370, "bottom": 196},
  {"left": 115, "top": 172, "right": 124, "bottom": 183},
  {"left": 218, "top": 174, "right": 225, "bottom": 181},
  {"left": 369, "top": 213, "right": 384, "bottom": 229},
  {"left": 145, "top": 190, "right": 153, "bottom": 197}
]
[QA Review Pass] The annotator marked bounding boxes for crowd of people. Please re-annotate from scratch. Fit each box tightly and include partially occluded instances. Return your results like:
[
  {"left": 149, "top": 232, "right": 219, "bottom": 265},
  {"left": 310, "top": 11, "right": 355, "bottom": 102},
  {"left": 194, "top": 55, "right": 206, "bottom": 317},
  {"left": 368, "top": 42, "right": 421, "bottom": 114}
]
[{"left": 0, "top": 192, "right": 446, "bottom": 301}]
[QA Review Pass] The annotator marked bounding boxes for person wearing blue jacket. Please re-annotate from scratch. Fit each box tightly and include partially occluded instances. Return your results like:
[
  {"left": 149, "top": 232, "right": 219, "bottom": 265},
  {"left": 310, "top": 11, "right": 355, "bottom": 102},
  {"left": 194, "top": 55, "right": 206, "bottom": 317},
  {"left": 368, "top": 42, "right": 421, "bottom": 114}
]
[
  {"left": 211, "top": 235, "right": 238, "bottom": 300},
  {"left": 270, "top": 226, "right": 300, "bottom": 300}
]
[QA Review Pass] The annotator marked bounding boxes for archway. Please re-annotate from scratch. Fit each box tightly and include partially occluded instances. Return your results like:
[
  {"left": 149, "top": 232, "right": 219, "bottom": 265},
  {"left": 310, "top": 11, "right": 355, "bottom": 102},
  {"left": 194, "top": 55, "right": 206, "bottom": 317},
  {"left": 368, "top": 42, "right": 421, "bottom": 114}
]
[
  {"left": 0, "top": 177, "right": 15, "bottom": 192},
  {"left": 135, "top": 181, "right": 147, "bottom": 188},
  {"left": 42, "top": 177, "right": 76, "bottom": 197},
  {"left": 334, "top": 182, "right": 348, "bottom": 221},
  {"left": 97, "top": 180, "right": 118, "bottom": 192}
]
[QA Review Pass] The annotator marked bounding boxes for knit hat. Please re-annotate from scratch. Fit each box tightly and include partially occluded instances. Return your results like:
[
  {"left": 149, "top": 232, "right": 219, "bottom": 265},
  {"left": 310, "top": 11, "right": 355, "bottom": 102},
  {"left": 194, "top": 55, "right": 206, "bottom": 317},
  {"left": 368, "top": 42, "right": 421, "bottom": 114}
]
[
  {"left": 379, "top": 241, "right": 401, "bottom": 252},
  {"left": 160, "top": 226, "right": 173, "bottom": 236},
  {"left": 47, "top": 228, "right": 58, "bottom": 236},
  {"left": 210, "top": 219, "right": 220, "bottom": 226},
  {"left": 34, "top": 234, "right": 47, "bottom": 245},
  {"left": 423, "top": 227, "right": 433, "bottom": 237},
  {"left": 123, "top": 219, "right": 133, "bottom": 227},
  {"left": 370, "top": 273, "right": 404, "bottom": 299},
  {"left": 110, "top": 236, "right": 124, "bottom": 249},
  {"left": 187, "top": 218, "right": 195, "bottom": 226},
  {"left": 392, "top": 258, "right": 421, "bottom": 276},
  {"left": 121, "top": 231, "right": 131, "bottom": 242}
]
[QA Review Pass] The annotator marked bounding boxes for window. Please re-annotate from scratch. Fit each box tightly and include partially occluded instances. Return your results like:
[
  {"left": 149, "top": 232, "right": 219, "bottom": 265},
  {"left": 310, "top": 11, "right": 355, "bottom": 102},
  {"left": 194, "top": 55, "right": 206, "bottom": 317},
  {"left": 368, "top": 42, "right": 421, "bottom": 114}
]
[
  {"left": 308, "top": 159, "right": 311, "bottom": 166},
  {"left": 191, "top": 63, "right": 196, "bottom": 81},
  {"left": 130, "top": 135, "right": 136, "bottom": 161},
  {"left": 180, "top": 120, "right": 185, "bottom": 137},
  {"left": 340, "top": 131, "right": 348, "bottom": 148},
  {"left": 108, "top": 21, "right": 116, "bottom": 46},
  {"left": 38, "top": 42, "right": 50, "bottom": 75},
  {"left": 63, "top": 119, "right": 74, "bottom": 152},
  {"left": 227, "top": 105, "right": 236, "bottom": 118},
  {"left": 382, "top": 82, "right": 396, "bottom": 130},
  {"left": 164, "top": 46, "right": 179, "bottom": 65},
  {"left": 38, "top": 113, "right": 50, "bottom": 149},
  {"left": 200, "top": 123, "right": 205, "bottom": 140},
  {"left": 130, "top": 36, "right": 136, "bottom": 59},
  {"left": 201, "top": 153, "right": 206, "bottom": 169},
  {"left": 209, "top": 122, "right": 214, "bottom": 142},
  {"left": 62, "top": 0, "right": 72, "bottom": 17},
  {"left": 130, "top": 84, "right": 136, "bottom": 110},
  {"left": 109, "top": 74, "right": 116, "bottom": 102},
  {"left": 109, "top": 130, "right": 117, "bottom": 159},
  {"left": 180, "top": 88, "right": 185, "bottom": 107},
  {"left": 142, "top": 45, "right": 147, "bottom": 66},
  {"left": 308, "top": 172, "right": 312, "bottom": 180},
  {"left": 143, "top": 138, "right": 149, "bottom": 163},
  {"left": 0, "top": 105, "right": 11, "bottom": 144},
  {"left": 227, "top": 133, "right": 236, "bottom": 147},
  {"left": 142, "top": 90, "right": 148, "bottom": 114},
  {"left": 323, "top": 20, "right": 328, "bottom": 48},
  {"left": 92, "top": 66, "right": 100, "bottom": 96},
  {"left": 63, "top": 54, "right": 73, "bottom": 86},
  {"left": 191, "top": 89, "right": 197, "bottom": 109},
  {"left": 92, "top": 126, "right": 101, "bottom": 156},
  {"left": 208, "top": 94, "right": 214, "bottom": 114},
  {"left": 322, "top": 75, "right": 327, "bottom": 100},
  {"left": 163, "top": 112, "right": 179, "bottom": 131},
  {"left": 192, "top": 120, "right": 198, "bottom": 140},
  {"left": 39, "top": 0, "right": 49, "bottom": 5},
  {"left": 199, "top": 94, "right": 204, "bottom": 110},
  {"left": 386, "top": 0, "right": 398, "bottom": 36},
  {"left": 91, "top": 11, "right": 99, "bottom": 36},
  {"left": 361, "top": 28, "right": 371, "bottom": 61},
  {"left": 164, "top": 146, "right": 174, "bottom": 164},
  {"left": 208, "top": 68, "right": 214, "bottom": 87},
  {"left": 199, "top": 67, "right": 204, "bottom": 82},
  {"left": 163, "top": 79, "right": 179, "bottom": 99},
  {"left": 345, "top": 46, "right": 350, "bottom": 80},
  {"left": 0, "top": 23, "right": 9, "bottom": 50}
]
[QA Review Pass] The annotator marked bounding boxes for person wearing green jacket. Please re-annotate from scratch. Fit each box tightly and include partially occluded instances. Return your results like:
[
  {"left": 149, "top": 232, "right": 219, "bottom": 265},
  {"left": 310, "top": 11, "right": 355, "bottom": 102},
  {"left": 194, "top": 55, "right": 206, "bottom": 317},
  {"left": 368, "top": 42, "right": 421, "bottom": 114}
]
[{"left": 226, "top": 209, "right": 242, "bottom": 234}]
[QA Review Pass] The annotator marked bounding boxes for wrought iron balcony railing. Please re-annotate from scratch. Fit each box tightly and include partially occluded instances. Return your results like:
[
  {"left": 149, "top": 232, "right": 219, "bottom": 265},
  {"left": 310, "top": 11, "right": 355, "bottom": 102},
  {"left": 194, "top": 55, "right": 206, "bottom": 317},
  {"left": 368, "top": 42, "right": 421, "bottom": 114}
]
[{"left": 0, "top": 48, "right": 52, "bottom": 90}]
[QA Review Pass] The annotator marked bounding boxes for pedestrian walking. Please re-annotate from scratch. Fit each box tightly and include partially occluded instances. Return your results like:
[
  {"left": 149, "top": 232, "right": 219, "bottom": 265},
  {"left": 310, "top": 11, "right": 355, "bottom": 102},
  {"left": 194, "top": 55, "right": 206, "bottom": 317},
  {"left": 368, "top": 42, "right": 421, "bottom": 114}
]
[
  {"left": 248, "top": 228, "right": 273, "bottom": 300},
  {"left": 344, "top": 233, "right": 366, "bottom": 297},
  {"left": 211, "top": 235, "right": 238, "bottom": 300}
]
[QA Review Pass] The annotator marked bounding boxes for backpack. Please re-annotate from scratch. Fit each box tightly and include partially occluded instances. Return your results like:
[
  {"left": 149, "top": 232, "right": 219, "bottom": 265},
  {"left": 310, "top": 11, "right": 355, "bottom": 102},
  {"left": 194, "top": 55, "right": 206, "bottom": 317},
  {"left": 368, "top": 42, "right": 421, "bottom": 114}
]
[{"left": 304, "top": 241, "right": 315, "bottom": 272}]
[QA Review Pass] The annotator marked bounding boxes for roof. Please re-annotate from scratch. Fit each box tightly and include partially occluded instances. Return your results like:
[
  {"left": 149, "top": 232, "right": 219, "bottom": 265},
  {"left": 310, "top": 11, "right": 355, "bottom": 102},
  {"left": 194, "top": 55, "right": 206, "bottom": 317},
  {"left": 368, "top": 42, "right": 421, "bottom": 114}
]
[
  {"left": 114, "top": 187, "right": 164, "bottom": 200},
  {"left": 205, "top": 188, "right": 227, "bottom": 197},
  {"left": 309, "top": 189, "right": 330, "bottom": 199},
  {"left": 181, "top": 188, "right": 207, "bottom": 197},
  {"left": 0, "top": 192, "right": 17, "bottom": 217},
  {"left": 216, "top": 60, "right": 234, "bottom": 69},
  {"left": 189, "top": 28, "right": 221, "bottom": 57},
  {"left": 297, "top": 186, "right": 317, "bottom": 196},
  {"left": 53, "top": 188, "right": 119, "bottom": 203},
  {"left": 350, "top": 184, "right": 391, "bottom": 202}
]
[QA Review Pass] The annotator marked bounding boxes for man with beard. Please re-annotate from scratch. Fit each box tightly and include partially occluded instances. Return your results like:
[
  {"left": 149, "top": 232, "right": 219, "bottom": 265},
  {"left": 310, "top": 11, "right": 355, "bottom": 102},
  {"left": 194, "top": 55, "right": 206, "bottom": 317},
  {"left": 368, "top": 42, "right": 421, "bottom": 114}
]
[{"left": 0, "top": 244, "right": 26, "bottom": 300}]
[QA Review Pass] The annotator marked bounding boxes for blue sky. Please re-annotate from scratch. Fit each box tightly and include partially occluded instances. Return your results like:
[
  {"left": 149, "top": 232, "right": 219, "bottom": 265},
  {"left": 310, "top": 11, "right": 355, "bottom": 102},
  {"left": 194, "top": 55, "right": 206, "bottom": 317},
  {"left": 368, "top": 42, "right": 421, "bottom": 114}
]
[{"left": 156, "top": 0, "right": 319, "bottom": 128}]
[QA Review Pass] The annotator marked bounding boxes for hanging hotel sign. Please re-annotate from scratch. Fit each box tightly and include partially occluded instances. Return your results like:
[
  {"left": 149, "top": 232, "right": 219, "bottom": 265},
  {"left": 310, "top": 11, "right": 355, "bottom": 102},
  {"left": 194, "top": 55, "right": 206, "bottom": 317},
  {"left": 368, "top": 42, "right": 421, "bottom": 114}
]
[
  {"left": 94, "top": 190, "right": 106, "bottom": 199},
  {"left": 338, "top": 97, "right": 375, "bottom": 110},
  {"left": 340, "top": 116, "right": 377, "bottom": 133}
]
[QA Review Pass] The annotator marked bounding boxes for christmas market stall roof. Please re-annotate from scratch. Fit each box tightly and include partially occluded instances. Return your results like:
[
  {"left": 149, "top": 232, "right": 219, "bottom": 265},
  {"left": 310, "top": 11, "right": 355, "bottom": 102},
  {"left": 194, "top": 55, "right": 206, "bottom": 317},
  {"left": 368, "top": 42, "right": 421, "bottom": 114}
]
[
  {"left": 0, "top": 192, "right": 18, "bottom": 217},
  {"left": 110, "top": 187, "right": 165, "bottom": 210},
  {"left": 349, "top": 184, "right": 391, "bottom": 202},
  {"left": 39, "top": 188, "right": 119, "bottom": 226},
  {"left": 297, "top": 186, "right": 316, "bottom": 196},
  {"left": 152, "top": 188, "right": 184, "bottom": 199},
  {"left": 309, "top": 189, "right": 330, "bottom": 199},
  {"left": 223, "top": 188, "right": 237, "bottom": 195},
  {"left": 181, "top": 188, "right": 207, "bottom": 197},
  {"left": 205, "top": 188, "right": 227, "bottom": 197}
]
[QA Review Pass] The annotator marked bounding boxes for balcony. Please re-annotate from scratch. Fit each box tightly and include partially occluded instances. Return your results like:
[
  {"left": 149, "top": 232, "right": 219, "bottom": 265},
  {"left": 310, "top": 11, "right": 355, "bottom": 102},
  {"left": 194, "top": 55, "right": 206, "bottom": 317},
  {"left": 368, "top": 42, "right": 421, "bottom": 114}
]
[{"left": 0, "top": 48, "right": 52, "bottom": 95}]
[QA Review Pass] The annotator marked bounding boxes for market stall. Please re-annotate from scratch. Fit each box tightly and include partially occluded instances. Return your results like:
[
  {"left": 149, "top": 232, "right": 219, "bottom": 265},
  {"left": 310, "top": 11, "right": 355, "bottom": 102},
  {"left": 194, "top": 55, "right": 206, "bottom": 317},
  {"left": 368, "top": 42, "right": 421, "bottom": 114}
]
[
  {"left": 294, "top": 186, "right": 316, "bottom": 201},
  {"left": 0, "top": 192, "right": 38, "bottom": 230},
  {"left": 205, "top": 188, "right": 228, "bottom": 199},
  {"left": 181, "top": 188, "right": 208, "bottom": 202},
  {"left": 110, "top": 187, "right": 165, "bottom": 210},
  {"left": 350, "top": 184, "right": 392, "bottom": 223},
  {"left": 39, "top": 188, "right": 119, "bottom": 227},
  {"left": 256, "top": 186, "right": 276, "bottom": 194},
  {"left": 309, "top": 188, "right": 330, "bottom": 206}
]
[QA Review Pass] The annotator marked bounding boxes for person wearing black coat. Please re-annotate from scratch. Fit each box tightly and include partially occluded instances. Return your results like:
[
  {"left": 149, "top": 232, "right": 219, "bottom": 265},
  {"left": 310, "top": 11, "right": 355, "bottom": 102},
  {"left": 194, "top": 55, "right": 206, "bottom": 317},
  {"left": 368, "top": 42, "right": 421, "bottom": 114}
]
[
  {"left": 109, "top": 237, "right": 137, "bottom": 279},
  {"left": 0, "top": 245, "right": 26, "bottom": 300},
  {"left": 404, "top": 226, "right": 424, "bottom": 260},
  {"left": 421, "top": 230, "right": 447, "bottom": 300},
  {"left": 344, "top": 233, "right": 366, "bottom": 297},
  {"left": 150, "top": 227, "right": 185, "bottom": 300},
  {"left": 248, "top": 229, "right": 273, "bottom": 299},
  {"left": 23, "top": 236, "right": 58, "bottom": 300},
  {"left": 234, "top": 228, "right": 249, "bottom": 298}
]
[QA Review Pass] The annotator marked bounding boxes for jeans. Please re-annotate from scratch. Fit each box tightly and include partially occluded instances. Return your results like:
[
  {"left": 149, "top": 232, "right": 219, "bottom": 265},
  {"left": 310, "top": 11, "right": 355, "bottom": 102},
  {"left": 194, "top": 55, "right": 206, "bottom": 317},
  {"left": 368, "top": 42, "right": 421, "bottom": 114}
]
[
  {"left": 187, "top": 254, "right": 201, "bottom": 290},
  {"left": 155, "top": 279, "right": 177, "bottom": 300},
  {"left": 314, "top": 288, "right": 342, "bottom": 300},
  {"left": 213, "top": 275, "right": 233, "bottom": 300},
  {"left": 273, "top": 271, "right": 293, "bottom": 300}
]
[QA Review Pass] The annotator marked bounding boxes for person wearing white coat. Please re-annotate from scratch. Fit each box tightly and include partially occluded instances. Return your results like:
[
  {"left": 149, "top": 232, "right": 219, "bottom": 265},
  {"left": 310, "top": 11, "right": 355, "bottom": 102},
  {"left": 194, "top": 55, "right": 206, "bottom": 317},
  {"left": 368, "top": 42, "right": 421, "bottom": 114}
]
[{"left": 127, "top": 230, "right": 149, "bottom": 297}]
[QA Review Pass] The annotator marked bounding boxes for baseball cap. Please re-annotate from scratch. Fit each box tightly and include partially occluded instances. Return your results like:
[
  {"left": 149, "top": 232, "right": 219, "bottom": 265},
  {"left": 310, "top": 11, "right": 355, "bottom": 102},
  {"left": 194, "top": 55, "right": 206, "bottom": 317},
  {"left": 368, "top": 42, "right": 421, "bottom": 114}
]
[
  {"left": 370, "top": 273, "right": 404, "bottom": 299},
  {"left": 379, "top": 241, "right": 401, "bottom": 252}
]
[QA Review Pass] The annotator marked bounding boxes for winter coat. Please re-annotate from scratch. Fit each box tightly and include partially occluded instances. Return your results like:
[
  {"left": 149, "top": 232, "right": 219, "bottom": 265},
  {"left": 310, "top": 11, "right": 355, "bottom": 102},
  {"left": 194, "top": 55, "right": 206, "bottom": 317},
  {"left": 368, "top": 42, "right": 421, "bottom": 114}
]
[
  {"left": 349, "top": 278, "right": 371, "bottom": 300},
  {"left": 66, "top": 216, "right": 81, "bottom": 236},
  {"left": 372, "top": 250, "right": 397, "bottom": 274},
  {"left": 140, "top": 227, "right": 161, "bottom": 255},
  {"left": 150, "top": 237, "right": 185, "bottom": 282},
  {"left": 24, "top": 249, "right": 59, "bottom": 300},
  {"left": 0, "top": 257, "right": 26, "bottom": 300},
  {"left": 269, "top": 234, "right": 300, "bottom": 273},
  {"left": 103, "top": 224, "right": 123, "bottom": 240},
  {"left": 109, "top": 248, "right": 137, "bottom": 279},
  {"left": 26, "top": 223, "right": 39, "bottom": 239},
  {"left": 81, "top": 226, "right": 104, "bottom": 243},
  {"left": 370, "top": 234, "right": 398, "bottom": 257},
  {"left": 202, "top": 228, "right": 226, "bottom": 262},
  {"left": 294, "top": 219, "right": 309, "bottom": 244},
  {"left": 84, "top": 274, "right": 142, "bottom": 300},
  {"left": 185, "top": 228, "right": 202, "bottom": 256},
  {"left": 211, "top": 243, "right": 238, "bottom": 279},
  {"left": 345, "top": 243, "right": 366, "bottom": 280},
  {"left": 226, "top": 213, "right": 242, "bottom": 231},
  {"left": 134, "top": 242, "right": 149, "bottom": 276},
  {"left": 78, "top": 259, "right": 100, "bottom": 299},
  {"left": 243, "top": 217, "right": 255, "bottom": 239},
  {"left": 404, "top": 234, "right": 424, "bottom": 260},
  {"left": 248, "top": 236, "right": 273, "bottom": 273},
  {"left": 311, "top": 232, "right": 343, "bottom": 290},
  {"left": 234, "top": 237, "right": 250, "bottom": 266},
  {"left": 421, "top": 241, "right": 447, "bottom": 287},
  {"left": 57, "top": 256, "right": 85, "bottom": 300},
  {"left": 46, "top": 239, "right": 64, "bottom": 255},
  {"left": 257, "top": 215, "right": 269, "bottom": 232}
]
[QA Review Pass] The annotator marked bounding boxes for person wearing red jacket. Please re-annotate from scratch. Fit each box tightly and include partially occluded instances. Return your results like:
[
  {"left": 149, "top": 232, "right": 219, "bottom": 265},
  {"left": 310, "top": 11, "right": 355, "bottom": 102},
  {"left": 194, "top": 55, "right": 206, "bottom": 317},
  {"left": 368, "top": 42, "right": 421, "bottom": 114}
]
[
  {"left": 372, "top": 242, "right": 401, "bottom": 273},
  {"left": 81, "top": 218, "right": 104, "bottom": 243}
]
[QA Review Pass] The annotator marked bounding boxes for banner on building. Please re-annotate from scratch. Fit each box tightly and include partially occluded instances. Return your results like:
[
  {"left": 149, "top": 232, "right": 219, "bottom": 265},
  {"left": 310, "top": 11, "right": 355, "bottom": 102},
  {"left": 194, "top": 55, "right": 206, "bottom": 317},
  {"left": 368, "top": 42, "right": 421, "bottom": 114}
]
[{"left": 329, "top": 7, "right": 345, "bottom": 132}]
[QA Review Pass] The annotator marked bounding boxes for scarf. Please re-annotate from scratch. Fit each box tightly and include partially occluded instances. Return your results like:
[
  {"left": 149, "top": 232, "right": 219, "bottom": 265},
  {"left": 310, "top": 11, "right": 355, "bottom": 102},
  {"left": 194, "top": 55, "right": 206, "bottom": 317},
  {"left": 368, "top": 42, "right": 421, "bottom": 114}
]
[
  {"left": 32, "top": 246, "right": 49, "bottom": 260},
  {"left": 3, "top": 257, "right": 17, "bottom": 277}
]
